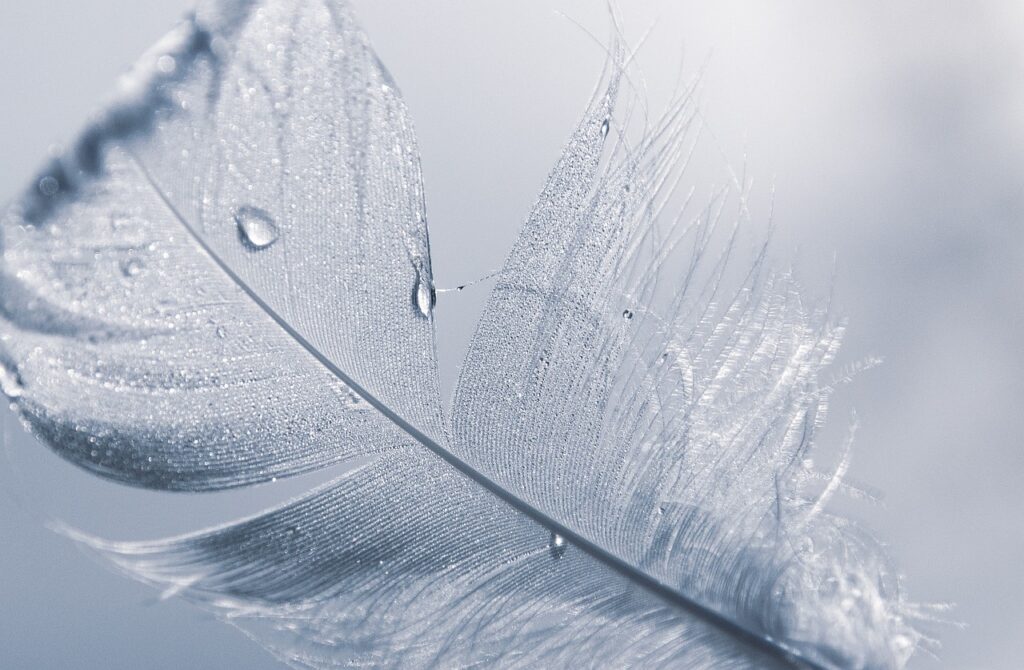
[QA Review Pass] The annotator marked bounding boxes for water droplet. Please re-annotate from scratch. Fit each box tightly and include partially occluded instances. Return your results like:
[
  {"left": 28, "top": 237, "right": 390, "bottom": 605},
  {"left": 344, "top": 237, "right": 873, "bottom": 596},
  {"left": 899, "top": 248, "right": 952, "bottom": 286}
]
[
  {"left": 622, "top": 309, "right": 633, "bottom": 320},
  {"left": 234, "top": 206, "right": 279, "bottom": 250},
  {"left": 120, "top": 258, "right": 143, "bottom": 277},
  {"left": 549, "top": 532, "right": 567, "bottom": 559},
  {"left": 38, "top": 176, "right": 59, "bottom": 197},
  {"left": 0, "top": 361, "right": 24, "bottom": 398},
  {"left": 345, "top": 389, "right": 367, "bottom": 408},
  {"left": 215, "top": 326, "right": 227, "bottom": 339},
  {"left": 109, "top": 213, "right": 131, "bottom": 231},
  {"left": 600, "top": 118, "right": 610, "bottom": 138},
  {"left": 412, "top": 262, "right": 435, "bottom": 318},
  {"left": 157, "top": 54, "right": 177, "bottom": 74}
]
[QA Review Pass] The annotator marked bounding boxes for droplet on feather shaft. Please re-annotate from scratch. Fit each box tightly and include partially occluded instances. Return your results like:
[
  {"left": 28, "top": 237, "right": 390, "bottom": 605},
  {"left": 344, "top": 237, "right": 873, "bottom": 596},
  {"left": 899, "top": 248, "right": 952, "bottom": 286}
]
[
  {"left": 234, "top": 206, "right": 279, "bottom": 250},
  {"left": 412, "top": 261, "right": 435, "bottom": 318}
]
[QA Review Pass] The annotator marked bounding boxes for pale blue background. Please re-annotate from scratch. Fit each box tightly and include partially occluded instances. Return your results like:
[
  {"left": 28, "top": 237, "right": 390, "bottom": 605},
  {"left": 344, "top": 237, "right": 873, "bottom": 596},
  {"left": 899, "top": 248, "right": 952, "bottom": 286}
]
[{"left": 1, "top": 1, "right": 1021, "bottom": 668}]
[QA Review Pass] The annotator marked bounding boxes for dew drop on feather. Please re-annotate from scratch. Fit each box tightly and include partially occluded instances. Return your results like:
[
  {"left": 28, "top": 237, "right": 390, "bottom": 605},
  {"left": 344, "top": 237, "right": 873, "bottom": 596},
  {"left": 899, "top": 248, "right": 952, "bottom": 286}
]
[
  {"left": 157, "top": 54, "right": 177, "bottom": 74},
  {"left": 0, "top": 361, "right": 25, "bottom": 398},
  {"left": 120, "top": 258, "right": 143, "bottom": 277},
  {"left": 549, "top": 532, "right": 567, "bottom": 559},
  {"left": 622, "top": 309, "right": 633, "bottom": 320},
  {"left": 412, "top": 263, "right": 435, "bottom": 318},
  {"left": 345, "top": 389, "right": 367, "bottom": 408},
  {"left": 38, "top": 176, "right": 59, "bottom": 197},
  {"left": 234, "top": 206, "right": 279, "bottom": 250}
]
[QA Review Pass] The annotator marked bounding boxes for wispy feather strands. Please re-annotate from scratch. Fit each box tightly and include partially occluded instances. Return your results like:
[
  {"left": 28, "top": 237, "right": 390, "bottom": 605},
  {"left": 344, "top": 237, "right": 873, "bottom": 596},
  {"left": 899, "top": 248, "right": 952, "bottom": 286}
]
[{"left": 1, "top": 0, "right": 924, "bottom": 667}]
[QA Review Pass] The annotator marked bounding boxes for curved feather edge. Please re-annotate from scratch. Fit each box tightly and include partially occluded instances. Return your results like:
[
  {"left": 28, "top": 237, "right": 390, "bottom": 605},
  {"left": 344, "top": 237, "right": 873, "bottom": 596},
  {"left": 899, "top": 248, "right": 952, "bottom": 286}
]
[
  {"left": 1, "top": 0, "right": 444, "bottom": 491},
  {"left": 450, "top": 19, "right": 928, "bottom": 670}
]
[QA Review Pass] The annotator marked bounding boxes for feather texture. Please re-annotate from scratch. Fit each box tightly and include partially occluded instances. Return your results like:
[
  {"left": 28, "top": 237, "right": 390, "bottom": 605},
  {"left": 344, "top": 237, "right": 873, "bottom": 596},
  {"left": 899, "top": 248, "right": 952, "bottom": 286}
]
[{"left": 1, "top": 0, "right": 922, "bottom": 667}]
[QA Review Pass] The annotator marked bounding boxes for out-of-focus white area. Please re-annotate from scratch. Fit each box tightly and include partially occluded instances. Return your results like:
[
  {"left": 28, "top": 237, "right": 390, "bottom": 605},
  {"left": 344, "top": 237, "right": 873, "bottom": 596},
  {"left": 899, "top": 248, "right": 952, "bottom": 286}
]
[{"left": 0, "top": 1, "right": 1020, "bottom": 668}]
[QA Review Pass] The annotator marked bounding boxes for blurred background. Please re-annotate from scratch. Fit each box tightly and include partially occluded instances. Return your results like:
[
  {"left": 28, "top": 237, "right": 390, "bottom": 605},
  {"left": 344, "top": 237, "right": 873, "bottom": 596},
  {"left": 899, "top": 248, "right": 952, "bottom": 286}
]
[{"left": 1, "top": 1, "right": 1021, "bottom": 667}]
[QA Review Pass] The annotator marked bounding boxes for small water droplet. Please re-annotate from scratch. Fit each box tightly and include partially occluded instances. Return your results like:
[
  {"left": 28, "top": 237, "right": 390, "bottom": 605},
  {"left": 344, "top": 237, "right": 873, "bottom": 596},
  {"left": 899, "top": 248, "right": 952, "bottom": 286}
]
[
  {"left": 234, "top": 206, "right": 279, "bottom": 250},
  {"left": 157, "top": 54, "right": 177, "bottom": 74},
  {"left": 120, "top": 258, "right": 143, "bottom": 277},
  {"left": 345, "top": 389, "right": 367, "bottom": 408},
  {"left": 549, "top": 532, "right": 567, "bottom": 559},
  {"left": 38, "top": 176, "right": 59, "bottom": 197},
  {"left": 0, "top": 361, "right": 24, "bottom": 398},
  {"left": 600, "top": 118, "right": 610, "bottom": 138},
  {"left": 109, "top": 213, "right": 131, "bottom": 231},
  {"left": 215, "top": 326, "right": 227, "bottom": 339},
  {"left": 622, "top": 309, "right": 633, "bottom": 320}
]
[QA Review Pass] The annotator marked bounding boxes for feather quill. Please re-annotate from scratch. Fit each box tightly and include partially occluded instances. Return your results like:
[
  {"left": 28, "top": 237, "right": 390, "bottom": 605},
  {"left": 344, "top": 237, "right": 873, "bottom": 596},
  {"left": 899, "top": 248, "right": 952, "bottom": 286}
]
[{"left": 1, "top": 0, "right": 923, "bottom": 667}]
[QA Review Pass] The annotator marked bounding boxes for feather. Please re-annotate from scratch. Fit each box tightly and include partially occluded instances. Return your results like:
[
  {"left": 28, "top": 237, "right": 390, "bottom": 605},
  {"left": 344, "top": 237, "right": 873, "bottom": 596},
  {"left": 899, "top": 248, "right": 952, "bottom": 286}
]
[{"left": 0, "top": 0, "right": 923, "bottom": 668}]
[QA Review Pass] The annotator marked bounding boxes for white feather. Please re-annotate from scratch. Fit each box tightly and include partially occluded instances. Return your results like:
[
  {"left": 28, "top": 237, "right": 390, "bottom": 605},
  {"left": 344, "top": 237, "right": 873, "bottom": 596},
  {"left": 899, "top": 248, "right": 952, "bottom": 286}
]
[{"left": 1, "top": 1, "right": 923, "bottom": 667}]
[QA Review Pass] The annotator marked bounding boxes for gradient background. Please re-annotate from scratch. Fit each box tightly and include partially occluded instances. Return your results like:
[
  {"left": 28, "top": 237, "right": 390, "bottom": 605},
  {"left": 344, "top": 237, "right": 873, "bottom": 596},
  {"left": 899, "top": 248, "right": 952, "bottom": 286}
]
[{"left": 1, "top": 1, "right": 1021, "bottom": 668}]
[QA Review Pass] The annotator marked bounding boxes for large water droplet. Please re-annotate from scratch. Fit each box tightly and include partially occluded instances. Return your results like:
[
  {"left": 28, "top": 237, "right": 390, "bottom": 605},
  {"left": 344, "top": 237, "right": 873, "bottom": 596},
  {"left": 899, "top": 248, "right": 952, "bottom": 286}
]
[
  {"left": 622, "top": 309, "right": 634, "bottom": 320},
  {"left": 234, "top": 206, "right": 279, "bottom": 250},
  {"left": 549, "top": 532, "right": 567, "bottom": 559},
  {"left": 412, "top": 262, "right": 435, "bottom": 318}
]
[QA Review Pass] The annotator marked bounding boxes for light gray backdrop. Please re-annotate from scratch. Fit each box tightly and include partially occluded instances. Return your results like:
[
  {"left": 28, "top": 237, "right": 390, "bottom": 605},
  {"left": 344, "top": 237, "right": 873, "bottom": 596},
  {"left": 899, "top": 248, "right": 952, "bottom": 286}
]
[{"left": 1, "top": 1, "right": 1021, "bottom": 668}]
